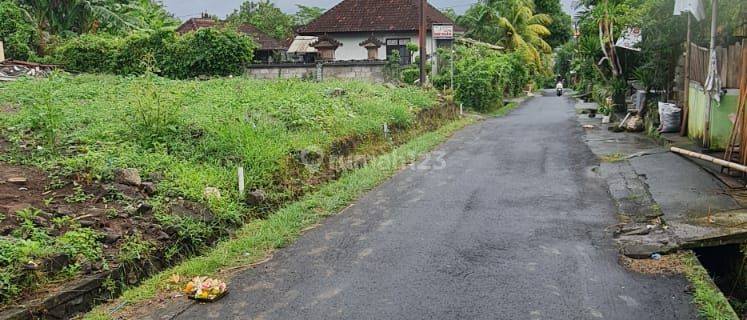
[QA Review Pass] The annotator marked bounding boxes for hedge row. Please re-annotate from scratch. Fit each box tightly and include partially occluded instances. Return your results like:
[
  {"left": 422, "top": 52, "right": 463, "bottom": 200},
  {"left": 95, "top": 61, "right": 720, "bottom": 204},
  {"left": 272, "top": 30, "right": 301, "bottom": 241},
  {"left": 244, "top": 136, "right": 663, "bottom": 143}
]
[{"left": 50, "top": 28, "right": 256, "bottom": 79}]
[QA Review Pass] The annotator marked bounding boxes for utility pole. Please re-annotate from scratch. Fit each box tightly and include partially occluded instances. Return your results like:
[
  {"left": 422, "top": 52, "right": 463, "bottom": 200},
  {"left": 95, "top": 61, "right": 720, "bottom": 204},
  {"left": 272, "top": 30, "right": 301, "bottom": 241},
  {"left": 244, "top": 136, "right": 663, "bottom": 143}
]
[{"left": 419, "top": 0, "right": 427, "bottom": 86}]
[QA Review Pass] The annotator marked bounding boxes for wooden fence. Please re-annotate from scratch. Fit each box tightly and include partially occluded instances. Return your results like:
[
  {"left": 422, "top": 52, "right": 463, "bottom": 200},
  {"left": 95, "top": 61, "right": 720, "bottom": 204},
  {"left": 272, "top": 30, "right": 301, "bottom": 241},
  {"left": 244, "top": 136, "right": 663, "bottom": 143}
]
[{"left": 689, "top": 40, "right": 744, "bottom": 89}]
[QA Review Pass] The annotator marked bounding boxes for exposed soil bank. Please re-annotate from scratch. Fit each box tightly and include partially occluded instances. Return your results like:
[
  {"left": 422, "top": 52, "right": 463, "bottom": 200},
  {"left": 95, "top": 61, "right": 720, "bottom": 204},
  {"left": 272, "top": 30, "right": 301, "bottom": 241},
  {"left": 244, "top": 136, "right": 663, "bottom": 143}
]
[{"left": 0, "top": 100, "right": 459, "bottom": 320}]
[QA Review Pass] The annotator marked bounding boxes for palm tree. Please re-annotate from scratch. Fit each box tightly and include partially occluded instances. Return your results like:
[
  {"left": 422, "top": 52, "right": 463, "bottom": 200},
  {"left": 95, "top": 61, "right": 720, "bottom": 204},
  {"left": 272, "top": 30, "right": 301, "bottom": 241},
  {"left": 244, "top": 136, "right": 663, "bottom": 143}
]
[
  {"left": 458, "top": 0, "right": 552, "bottom": 67},
  {"left": 493, "top": 0, "right": 552, "bottom": 66}
]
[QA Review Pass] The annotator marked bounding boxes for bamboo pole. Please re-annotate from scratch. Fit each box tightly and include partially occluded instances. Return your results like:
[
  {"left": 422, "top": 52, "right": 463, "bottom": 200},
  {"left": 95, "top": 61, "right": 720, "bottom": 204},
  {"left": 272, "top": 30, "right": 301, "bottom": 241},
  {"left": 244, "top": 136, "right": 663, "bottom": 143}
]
[
  {"left": 724, "top": 42, "right": 747, "bottom": 170},
  {"left": 680, "top": 14, "right": 691, "bottom": 136},
  {"left": 703, "top": 0, "right": 719, "bottom": 148},
  {"left": 738, "top": 41, "right": 747, "bottom": 166},
  {"left": 671, "top": 146, "right": 747, "bottom": 173}
]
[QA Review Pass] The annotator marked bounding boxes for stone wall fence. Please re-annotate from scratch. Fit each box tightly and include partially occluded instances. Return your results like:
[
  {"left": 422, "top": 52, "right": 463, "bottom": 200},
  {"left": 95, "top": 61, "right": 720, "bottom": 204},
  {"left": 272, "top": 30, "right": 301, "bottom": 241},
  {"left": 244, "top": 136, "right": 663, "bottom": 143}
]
[{"left": 246, "top": 60, "right": 388, "bottom": 83}]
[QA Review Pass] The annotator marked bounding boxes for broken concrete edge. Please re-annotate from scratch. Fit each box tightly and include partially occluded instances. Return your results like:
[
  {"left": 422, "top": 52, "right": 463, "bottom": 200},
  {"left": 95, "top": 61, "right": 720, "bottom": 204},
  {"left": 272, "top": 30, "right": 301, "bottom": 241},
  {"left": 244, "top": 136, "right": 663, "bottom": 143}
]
[
  {"left": 679, "top": 250, "right": 740, "bottom": 320},
  {"left": 572, "top": 96, "right": 737, "bottom": 316}
]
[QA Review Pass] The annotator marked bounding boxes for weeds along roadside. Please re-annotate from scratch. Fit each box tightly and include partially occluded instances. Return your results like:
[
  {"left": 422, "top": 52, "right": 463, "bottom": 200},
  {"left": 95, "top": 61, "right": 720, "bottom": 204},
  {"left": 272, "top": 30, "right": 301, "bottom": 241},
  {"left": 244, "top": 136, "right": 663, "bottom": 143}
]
[
  {"left": 81, "top": 116, "right": 475, "bottom": 320},
  {"left": 0, "top": 73, "right": 462, "bottom": 313}
]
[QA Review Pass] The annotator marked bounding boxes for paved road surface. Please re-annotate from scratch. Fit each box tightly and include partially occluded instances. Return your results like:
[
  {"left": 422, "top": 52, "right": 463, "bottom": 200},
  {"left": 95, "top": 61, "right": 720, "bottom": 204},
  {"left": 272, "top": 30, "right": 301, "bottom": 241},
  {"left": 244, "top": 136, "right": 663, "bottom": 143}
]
[{"left": 175, "top": 91, "right": 695, "bottom": 319}]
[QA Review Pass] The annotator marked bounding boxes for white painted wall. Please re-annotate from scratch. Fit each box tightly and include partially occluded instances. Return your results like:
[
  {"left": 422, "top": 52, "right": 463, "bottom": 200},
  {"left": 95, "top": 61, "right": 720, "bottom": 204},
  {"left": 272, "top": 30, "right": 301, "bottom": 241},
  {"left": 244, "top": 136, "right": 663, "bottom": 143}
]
[{"left": 324, "top": 32, "right": 435, "bottom": 61}]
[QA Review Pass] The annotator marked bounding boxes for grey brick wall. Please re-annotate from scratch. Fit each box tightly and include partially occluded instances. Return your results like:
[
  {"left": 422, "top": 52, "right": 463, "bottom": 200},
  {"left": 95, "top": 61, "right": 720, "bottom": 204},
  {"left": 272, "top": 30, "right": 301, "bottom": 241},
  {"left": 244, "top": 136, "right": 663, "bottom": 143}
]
[{"left": 246, "top": 62, "right": 387, "bottom": 83}]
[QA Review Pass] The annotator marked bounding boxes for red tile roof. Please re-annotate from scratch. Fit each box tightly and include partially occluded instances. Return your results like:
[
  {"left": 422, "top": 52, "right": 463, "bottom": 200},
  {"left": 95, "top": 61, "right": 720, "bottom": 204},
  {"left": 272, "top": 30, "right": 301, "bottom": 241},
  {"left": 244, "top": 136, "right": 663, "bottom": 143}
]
[
  {"left": 297, "top": 0, "right": 462, "bottom": 34},
  {"left": 176, "top": 18, "right": 288, "bottom": 51},
  {"left": 236, "top": 24, "right": 289, "bottom": 51},
  {"left": 176, "top": 18, "right": 216, "bottom": 34}
]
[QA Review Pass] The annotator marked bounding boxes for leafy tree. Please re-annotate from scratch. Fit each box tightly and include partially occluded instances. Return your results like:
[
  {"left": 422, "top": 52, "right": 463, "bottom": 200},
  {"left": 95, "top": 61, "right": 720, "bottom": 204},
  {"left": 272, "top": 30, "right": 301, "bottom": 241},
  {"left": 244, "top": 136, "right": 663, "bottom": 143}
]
[
  {"left": 226, "top": 1, "right": 294, "bottom": 40},
  {"left": 293, "top": 5, "right": 324, "bottom": 26},
  {"left": 17, "top": 0, "right": 134, "bottom": 53},
  {"left": 113, "top": 0, "right": 178, "bottom": 32},
  {"left": 458, "top": 3, "right": 499, "bottom": 43},
  {"left": 441, "top": 8, "right": 458, "bottom": 22},
  {"left": 534, "top": 0, "right": 572, "bottom": 48},
  {"left": 12, "top": 0, "right": 176, "bottom": 55},
  {"left": 0, "top": 0, "right": 36, "bottom": 60}
]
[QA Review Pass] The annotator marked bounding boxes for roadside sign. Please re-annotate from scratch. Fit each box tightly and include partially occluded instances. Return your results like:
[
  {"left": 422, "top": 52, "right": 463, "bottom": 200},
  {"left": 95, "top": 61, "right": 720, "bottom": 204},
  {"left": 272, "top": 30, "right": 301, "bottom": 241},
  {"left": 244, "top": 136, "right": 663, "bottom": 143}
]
[
  {"left": 432, "top": 24, "right": 454, "bottom": 40},
  {"left": 615, "top": 27, "right": 642, "bottom": 51}
]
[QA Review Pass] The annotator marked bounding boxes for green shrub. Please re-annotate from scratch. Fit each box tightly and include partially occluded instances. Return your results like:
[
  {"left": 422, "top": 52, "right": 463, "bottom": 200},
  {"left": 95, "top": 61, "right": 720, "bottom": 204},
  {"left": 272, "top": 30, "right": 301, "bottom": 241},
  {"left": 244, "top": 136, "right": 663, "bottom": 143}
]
[
  {"left": 124, "top": 74, "right": 186, "bottom": 148},
  {"left": 0, "top": 0, "right": 36, "bottom": 60},
  {"left": 453, "top": 47, "right": 502, "bottom": 112},
  {"left": 46, "top": 28, "right": 254, "bottom": 79},
  {"left": 52, "top": 34, "right": 123, "bottom": 73},
  {"left": 401, "top": 66, "right": 420, "bottom": 84},
  {"left": 116, "top": 29, "right": 177, "bottom": 75},
  {"left": 162, "top": 28, "right": 256, "bottom": 79},
  {"left": 446, "top": 46, "right": 532, "bottom": 112},
  {"left": 56, "top": 228, "right": 103, "bottom": 263}
]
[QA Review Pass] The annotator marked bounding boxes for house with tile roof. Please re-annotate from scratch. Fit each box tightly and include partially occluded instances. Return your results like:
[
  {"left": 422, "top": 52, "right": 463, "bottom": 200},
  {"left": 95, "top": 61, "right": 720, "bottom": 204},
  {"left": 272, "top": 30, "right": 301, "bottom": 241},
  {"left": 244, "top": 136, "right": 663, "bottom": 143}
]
[
  {"left": 295, "top": 0, "right": 462, "bottom": 63},
  {"left": 176, "top": 15, "right": 289, "bottom": 63}
]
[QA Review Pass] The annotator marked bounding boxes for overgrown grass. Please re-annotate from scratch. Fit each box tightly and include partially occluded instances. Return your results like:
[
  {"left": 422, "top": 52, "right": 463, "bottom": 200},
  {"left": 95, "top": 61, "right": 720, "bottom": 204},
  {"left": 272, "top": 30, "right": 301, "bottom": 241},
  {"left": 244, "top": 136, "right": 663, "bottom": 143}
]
[
  {"left": 0, "top": 73, "right": 442, "bottom": 304},
  {"left": 681, "top": 251, "right": 740, "bottom": 320},
  {"left": 0, "top": 73, "right": 435, "bottom": 202},
  {"left": 83, "top": 117, "right": 473, "bottom": 319}
]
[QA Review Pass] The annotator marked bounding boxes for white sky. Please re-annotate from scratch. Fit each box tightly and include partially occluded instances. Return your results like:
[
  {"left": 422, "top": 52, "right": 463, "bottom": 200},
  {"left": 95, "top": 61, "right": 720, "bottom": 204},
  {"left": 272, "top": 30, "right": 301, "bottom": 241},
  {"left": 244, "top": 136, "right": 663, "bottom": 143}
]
[{"left": 161, "top": 0, "right": 577, "bottom": 20}]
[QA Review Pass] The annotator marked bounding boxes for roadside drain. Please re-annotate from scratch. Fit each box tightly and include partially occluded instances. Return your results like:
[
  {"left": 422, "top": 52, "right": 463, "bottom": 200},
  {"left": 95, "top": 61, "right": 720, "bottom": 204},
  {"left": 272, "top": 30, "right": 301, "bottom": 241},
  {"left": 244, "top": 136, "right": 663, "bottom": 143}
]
[{"left": 693, "top": 244, "right": 747, "bottom": 317}]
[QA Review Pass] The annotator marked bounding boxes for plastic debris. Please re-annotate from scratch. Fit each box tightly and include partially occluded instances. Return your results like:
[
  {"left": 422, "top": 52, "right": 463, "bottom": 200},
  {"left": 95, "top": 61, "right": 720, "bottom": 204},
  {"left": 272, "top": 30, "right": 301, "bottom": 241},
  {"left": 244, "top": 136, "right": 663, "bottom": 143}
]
[{"left": 651, "top": 253, "right": 662, "bottom": 260}]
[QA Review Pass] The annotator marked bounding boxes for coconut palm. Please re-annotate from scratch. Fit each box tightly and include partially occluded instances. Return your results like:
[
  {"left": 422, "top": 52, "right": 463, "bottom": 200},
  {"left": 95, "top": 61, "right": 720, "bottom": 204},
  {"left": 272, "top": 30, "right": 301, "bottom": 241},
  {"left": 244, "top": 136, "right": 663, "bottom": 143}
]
[
  {"left": 459, "top": 0, "right": 552, "bottom": 66},
  {"left": 493, "top": 0, "right": 552, "bottom": 66}
]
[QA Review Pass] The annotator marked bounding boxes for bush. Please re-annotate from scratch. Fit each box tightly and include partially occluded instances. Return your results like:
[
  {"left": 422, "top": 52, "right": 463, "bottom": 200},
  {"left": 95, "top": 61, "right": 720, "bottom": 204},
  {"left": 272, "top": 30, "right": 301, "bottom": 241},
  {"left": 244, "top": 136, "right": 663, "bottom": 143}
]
[
  {"left": 401, "top": 66, "right": 420, "bottom": 84},
  {"left": 46, "top": 28, "right": 255, "bottom": 79},
  {"left": 162, "top": 28, "right": 256, "bottom": 79},
  {"left": 116, "top": 29, "right": 177, "bottom": 75},
  {"left": 52, "top": 34, "right": 123, "bottom": 73},
  {"left": 0, "top": 0, "right": 37, "bottom": 60},
  {"left": 449, "top": 46, "right": 531, "bottom": 112}
]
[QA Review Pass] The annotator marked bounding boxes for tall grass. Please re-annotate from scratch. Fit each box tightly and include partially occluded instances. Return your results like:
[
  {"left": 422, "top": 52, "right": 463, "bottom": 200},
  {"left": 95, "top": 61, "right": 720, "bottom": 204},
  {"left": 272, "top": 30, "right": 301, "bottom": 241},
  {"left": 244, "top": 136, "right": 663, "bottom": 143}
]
[{"left": 0, "top": 73, "right": 441, "bottom": 303}]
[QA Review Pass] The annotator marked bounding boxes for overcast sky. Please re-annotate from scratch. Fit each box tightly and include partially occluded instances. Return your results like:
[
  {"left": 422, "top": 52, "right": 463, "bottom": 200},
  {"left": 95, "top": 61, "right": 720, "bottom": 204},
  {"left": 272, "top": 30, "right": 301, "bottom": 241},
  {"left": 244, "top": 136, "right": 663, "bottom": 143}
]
[{"left": 161, "top": 0, "right": 577, "bottom": 20}]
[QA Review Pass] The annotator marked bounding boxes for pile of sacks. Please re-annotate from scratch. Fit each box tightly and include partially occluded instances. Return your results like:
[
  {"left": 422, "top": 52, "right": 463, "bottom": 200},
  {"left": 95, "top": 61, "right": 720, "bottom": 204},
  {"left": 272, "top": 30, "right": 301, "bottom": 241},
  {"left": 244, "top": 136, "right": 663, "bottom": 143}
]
[{"left": 657, "top": 102, "right": 682, "bottom": 133}]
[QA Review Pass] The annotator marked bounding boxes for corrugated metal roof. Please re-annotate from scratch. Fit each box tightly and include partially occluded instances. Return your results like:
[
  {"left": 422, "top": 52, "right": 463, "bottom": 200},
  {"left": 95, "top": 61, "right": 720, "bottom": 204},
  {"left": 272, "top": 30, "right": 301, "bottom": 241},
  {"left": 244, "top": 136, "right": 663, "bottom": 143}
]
[{"left": 287, "top": 36, "right": 319, "bottom": 53}]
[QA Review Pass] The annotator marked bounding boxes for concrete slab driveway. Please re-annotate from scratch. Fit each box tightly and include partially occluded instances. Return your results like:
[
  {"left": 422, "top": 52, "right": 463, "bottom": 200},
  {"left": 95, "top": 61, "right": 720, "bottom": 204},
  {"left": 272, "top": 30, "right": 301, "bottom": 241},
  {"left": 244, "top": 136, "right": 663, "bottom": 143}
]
[{"left": 174, "top": 91, "right": 696, "bottom": 320}]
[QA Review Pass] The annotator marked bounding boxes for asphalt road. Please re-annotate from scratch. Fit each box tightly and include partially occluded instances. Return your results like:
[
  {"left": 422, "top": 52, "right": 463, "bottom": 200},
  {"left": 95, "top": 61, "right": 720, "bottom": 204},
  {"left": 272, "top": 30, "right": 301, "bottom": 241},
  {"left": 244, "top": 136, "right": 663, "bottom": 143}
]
[{"left": 175, "top": 91, "right": 696, "bottom": 320}]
